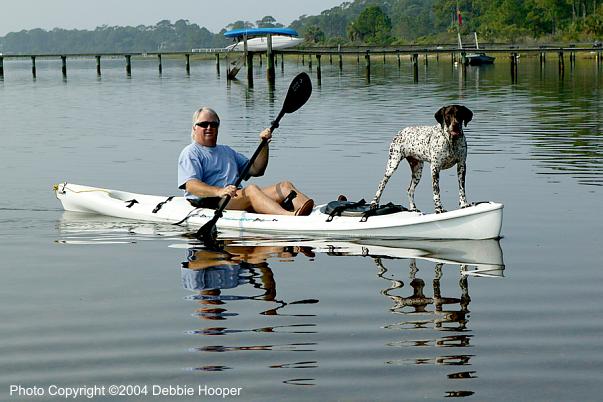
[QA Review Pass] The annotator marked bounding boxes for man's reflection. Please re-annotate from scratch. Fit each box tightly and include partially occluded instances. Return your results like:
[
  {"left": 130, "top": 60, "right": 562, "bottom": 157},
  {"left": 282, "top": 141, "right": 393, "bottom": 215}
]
[{"left": 181, "top": 244, "right": 315, "bottom": 319}]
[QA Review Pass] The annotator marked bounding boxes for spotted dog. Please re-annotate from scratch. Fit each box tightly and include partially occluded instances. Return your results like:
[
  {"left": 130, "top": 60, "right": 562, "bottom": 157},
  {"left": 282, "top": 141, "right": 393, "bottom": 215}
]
[{"left": 371, "top": 105, "right": 474, "bottom": 213}]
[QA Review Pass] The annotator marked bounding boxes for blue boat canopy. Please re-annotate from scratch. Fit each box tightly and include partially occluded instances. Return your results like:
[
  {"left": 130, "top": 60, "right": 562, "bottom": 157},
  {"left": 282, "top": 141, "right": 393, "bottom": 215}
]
[{"left": 224, "top": 27, "right": 299, "bottom": 38}]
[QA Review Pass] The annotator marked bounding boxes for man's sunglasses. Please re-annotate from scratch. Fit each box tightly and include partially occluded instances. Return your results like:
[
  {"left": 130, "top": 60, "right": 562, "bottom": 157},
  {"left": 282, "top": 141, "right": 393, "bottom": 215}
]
[{"left": 195, "top": 121, "right": 220, "bottom": 128}]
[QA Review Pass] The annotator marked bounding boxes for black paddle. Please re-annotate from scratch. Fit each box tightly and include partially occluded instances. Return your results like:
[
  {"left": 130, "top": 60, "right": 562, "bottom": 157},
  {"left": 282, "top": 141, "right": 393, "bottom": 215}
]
[{"left": 196, "top": 72, "right": 312, "bottom": 248}]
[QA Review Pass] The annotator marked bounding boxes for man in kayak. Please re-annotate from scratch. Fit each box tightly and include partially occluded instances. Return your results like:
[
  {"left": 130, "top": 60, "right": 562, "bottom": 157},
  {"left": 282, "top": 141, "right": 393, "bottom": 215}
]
[{"left": 178, "top": 107, "right": 314, "bottom": 216}]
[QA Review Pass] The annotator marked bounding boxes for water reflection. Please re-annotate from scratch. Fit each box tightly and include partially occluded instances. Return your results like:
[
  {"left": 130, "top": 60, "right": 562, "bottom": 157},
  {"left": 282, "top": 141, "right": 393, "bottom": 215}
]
[
  {"left": 376, "top": 257, "right": 476, "bottom": 397},
  {"left": 179, "top": 238, "right": 504, "bottom": 395},
  {"left": 56, "top": 213, "right": 504, "bottom": 396},
  {"left": 181, "top": 244, "right": 319, "bottom": 382}
]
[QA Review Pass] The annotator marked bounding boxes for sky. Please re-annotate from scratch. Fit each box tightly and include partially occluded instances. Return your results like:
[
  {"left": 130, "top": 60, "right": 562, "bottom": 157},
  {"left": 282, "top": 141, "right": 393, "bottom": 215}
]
[{"left": 0, "top": 0, "right": 345, "bottom": 36}]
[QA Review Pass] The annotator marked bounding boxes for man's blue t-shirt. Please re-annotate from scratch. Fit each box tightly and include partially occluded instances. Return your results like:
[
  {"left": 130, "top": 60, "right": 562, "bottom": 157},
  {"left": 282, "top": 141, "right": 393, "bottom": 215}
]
[{"left": 178, "top": 142, "right": 249, "bottom": 200}]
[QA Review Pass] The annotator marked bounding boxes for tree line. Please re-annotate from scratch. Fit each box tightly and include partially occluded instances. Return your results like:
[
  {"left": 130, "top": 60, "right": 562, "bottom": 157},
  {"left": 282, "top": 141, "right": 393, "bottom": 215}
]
[
  {"left": 292, "top": 0, "right": 603, "bottom": 45},
  {"left": 1, "top": 1, "right": 602, "bottom": 54}
]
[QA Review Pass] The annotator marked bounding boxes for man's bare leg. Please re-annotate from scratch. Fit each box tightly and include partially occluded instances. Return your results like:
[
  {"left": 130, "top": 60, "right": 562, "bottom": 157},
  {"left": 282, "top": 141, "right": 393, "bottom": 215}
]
[
  {"left": 226, "top": 184, "right": 295, "bottom": 215},
  {"left": 260, "top": 181, "right": 312, "bottom": 211}
]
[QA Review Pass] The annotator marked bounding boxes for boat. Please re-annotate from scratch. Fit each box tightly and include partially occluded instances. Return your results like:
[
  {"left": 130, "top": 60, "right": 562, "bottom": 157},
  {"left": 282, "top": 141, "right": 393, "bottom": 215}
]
[
  {"left": 464, "top": 52, "right": 495, "bottom": 66},
  {"left": 458, "top": 32, "right": 495, "bottom": 65},
  {"left": 225, "top": 35, "right": 304, "bottom": 52},
  {"left": 224, "top": 27, "right": 304, "bottom": 52},
  {"left": 54, "top": 183, "right": 503, "bottom": 240}
]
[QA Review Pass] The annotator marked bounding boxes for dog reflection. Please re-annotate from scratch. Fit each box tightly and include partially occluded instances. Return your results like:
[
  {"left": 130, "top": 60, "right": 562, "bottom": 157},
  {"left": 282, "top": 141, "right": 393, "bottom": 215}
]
[{"left": 376, "top": 259, "right": 470, "bottom": 328}]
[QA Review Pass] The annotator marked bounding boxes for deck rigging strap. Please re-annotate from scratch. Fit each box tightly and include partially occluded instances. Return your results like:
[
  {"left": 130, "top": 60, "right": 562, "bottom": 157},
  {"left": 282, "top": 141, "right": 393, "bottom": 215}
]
[
  {"left": 173, "top": 208, "right": 207, "bottom": 226},
  {"left": 152, "top": 196, "right": 174, "bottom": 213},
  {"left": 125, "top": 199, "right": 139, "bottom": 208},
  {"left": 360, "top": 203, "right": 408, "bottom": 222}
]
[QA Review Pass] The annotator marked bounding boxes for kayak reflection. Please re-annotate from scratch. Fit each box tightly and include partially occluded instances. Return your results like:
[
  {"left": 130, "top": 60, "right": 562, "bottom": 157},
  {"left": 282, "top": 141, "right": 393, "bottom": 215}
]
[{"left": 181, "top": 238, "right": 504, "bottom": 295}]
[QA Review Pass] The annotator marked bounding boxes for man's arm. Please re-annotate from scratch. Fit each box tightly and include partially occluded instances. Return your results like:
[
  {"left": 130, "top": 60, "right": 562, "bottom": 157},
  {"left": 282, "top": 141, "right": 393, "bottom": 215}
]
[
  {"left": 185, "top": 179, "right": 237, "bottom": 198},
  {"left": 247, "top": 128, "right": 272, "bottom": 177}
]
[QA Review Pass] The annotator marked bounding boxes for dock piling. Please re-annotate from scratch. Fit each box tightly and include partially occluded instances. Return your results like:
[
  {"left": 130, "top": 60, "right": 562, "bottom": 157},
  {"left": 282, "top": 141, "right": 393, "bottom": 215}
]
[
  {"left": 61, "top": 56, "right": 67, "bottom": 77},
  {"left": 365, "top": 50, "right": 371, "bottom": 79},
  {"left": 125, "top": 55, "right": 131, "bottom": 76},
  {"left": 510, "top": 53, "right": 518, "bottom": 83},
  {"left": 266, "top": 34, "right": 275, "bottom": 84},
  {"left": 412, "top": 53, "right": 419, "bottom": 82},
  {"left": 316, "top": 54, "right": 322, "bottom": 81},
  {"left": 96, "top": 55, "right": 102, "bottom": 76},
  {"left": 244, "top": 36, "right": 253, "bottom": 86},
  {"left": 31, "top": 56, "right": 36, "bottom": 78},
  {"left": 185, "top": 54, "right": 190, "bottom": 75},
  {"left": 247, "top": 52, "right": 254, "bottom": 86},
  {"left": 0, "top": 56, "right": 3, "bottom": 78},
  {"left": 157, "top": 54, "right": 162, "bottom": 74}
]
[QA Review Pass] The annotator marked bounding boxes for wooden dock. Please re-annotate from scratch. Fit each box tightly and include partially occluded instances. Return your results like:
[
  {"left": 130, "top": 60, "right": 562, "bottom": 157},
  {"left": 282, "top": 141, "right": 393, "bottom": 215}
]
[{"left": 1, "top": 44, "right": 601, "bottom": 84}]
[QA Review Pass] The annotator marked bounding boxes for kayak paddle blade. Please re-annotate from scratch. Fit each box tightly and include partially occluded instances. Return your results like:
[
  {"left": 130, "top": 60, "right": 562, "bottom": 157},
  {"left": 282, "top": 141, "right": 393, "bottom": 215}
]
[
  {"left": 196, "top": 215, "right": 221, "bottom": 249},
  {"left": 282, "top": 72, "right": 312, "bottom": 115}
]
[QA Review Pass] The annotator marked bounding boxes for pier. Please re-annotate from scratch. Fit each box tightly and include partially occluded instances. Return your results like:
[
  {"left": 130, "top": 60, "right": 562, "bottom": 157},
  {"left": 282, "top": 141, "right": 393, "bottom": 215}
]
[{"left": 0, "top": 44, "right": 601, "bottom": 84}]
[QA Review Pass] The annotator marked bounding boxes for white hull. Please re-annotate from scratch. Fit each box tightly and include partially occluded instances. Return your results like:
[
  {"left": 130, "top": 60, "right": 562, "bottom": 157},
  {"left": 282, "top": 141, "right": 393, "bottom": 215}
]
[
  {"left": 54, "top": 183, "right": 503, "bottom": 240},
  {"left": 225, "top": 35, "right": 304, "bottom": 52}
]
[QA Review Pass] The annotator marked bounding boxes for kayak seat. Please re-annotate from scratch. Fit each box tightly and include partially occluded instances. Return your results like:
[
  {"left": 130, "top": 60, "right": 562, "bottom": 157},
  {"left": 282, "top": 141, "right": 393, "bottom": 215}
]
[{"left": 323, "top": 199, "right": 408, "bottom": 222}]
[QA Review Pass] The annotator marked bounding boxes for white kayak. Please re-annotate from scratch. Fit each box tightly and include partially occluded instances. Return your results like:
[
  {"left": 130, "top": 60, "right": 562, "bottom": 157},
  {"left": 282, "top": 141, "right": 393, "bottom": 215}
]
[
  {"left": 54, "top": 183, "right": 503, "bottom": 240},
  {"left": 225, "top": 35, "right": 304, "bottom": 52}
]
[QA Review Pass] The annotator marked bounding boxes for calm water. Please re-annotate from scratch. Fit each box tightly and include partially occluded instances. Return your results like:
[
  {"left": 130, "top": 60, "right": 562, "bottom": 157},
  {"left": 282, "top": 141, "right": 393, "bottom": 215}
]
[{"left": 1, "top": 55, "right": 602, "bottom": 401}]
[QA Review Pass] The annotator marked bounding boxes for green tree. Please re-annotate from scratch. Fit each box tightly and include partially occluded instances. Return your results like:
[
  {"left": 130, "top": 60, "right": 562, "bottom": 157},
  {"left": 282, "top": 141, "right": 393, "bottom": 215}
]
[
  {"left": 224, "top": 20, "right": 255, "bottom": 31},
  {"left": 256, "top": 16, "right": 284, "bottom": 28},
  {"left": 348, "top": 5, "right": 393, "bottom": 44},
  {"left": 303, "top": 25, "right": 325, "bottom": 43}
]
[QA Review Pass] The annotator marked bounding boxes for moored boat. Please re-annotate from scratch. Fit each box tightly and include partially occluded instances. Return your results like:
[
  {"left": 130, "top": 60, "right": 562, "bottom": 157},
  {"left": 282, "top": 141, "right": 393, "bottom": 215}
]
[
  {"left": 54, "top": 183, "right": 503, "bottom": 240},
  {"left": 464, "top": 52, "right": 495, "bottom": 65},
  {"left": 458, "top": 32, "right": 495, "bottom": 65},
  {"left": 225, "top": 35, "right": 304, "bottom": 52},
  {"left": 224, "top": 27, "right": 304, "bottom": 52}
]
